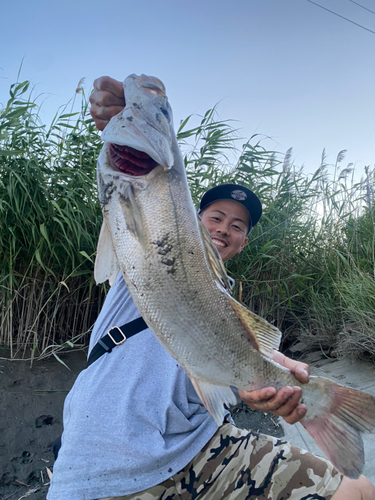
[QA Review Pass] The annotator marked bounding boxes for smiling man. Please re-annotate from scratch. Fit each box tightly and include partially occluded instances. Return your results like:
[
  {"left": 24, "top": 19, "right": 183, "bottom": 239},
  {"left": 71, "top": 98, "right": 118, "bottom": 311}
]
[{"left": 199, "top": 184, "right": 261, "bottom": 262}]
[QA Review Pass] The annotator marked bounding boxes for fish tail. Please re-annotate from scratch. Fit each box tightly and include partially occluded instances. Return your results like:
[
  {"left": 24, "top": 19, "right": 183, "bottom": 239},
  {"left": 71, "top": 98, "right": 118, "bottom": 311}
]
[{"left": 301, "top": 376, "right": 375, "bottom": 479}]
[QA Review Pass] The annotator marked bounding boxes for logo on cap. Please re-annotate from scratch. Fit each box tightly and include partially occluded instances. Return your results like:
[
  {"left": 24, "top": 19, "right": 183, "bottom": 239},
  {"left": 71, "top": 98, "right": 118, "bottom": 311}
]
[{"left": 231, "top": 190, "right": 247, "bottom": 201}]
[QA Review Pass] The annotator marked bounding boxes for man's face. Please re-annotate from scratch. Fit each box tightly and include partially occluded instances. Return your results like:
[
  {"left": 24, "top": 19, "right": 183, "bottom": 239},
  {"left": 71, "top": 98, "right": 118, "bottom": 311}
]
[{"left": 200, "top": 199, "right": 249, "bottom": 262}]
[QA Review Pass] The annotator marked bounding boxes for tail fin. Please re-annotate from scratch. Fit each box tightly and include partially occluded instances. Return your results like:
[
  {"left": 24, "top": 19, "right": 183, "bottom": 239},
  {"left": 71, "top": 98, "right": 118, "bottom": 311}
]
[{"left": 302, "top": 377, "right": 375, "bottom": 479}]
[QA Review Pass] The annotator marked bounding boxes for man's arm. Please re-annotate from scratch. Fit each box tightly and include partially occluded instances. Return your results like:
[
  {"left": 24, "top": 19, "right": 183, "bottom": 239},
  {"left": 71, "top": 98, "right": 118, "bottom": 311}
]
[{"left": 239, "top": 352, "right": 310, "bottom": 424}]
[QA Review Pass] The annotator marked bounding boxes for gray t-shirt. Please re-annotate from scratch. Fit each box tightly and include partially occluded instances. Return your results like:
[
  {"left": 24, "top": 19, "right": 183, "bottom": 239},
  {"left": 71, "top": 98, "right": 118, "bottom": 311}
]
[{"left": 47, "top": 273, "right": 218, "bottom": 500}]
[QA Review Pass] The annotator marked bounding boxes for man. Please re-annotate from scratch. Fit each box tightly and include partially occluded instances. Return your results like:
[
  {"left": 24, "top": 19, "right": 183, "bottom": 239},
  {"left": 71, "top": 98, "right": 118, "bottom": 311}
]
[{"left": 46, "top": 77, "right": 375, "bottom": 500}]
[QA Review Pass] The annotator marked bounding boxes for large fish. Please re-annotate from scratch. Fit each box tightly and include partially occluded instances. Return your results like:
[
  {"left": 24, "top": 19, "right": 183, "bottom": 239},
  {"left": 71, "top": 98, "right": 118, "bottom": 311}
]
[{"left": 94, "top": 73, "right": 375, "bottom": 479}]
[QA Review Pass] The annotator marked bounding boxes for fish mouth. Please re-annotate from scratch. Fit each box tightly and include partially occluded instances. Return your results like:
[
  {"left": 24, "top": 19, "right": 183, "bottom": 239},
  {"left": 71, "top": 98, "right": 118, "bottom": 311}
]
[{"left": 109, "top": 144, "right": 159, "bottom": 176}]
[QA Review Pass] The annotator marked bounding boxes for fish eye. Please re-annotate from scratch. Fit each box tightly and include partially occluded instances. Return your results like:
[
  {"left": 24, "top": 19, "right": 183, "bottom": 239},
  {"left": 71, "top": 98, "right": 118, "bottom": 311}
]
[{"left": 161, "top": 108, "right": 170, "bottom": 120}]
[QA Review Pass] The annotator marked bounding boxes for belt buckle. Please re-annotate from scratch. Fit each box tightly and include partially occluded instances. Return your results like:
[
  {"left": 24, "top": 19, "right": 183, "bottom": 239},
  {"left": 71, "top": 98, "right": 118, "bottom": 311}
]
[{"left": 107, "top": 326, "right": 126, "bottom": 346}]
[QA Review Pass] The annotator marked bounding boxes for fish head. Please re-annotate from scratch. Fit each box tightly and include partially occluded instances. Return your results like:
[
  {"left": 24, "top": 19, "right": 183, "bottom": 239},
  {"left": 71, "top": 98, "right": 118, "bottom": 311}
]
[{"left": 100, "top": 74, "right": 175, "bottom": 177}]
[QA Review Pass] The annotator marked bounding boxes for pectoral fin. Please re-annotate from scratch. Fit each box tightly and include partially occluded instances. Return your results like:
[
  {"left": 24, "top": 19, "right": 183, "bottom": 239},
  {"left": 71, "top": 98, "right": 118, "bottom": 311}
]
[
  {"left": 190, "top": 377, "right": 237, "bottom": 426},
  {"left": 120, "top": 182, "right": 146, "bottom": 250},
  {"left": 229, "top": 297, "right": 282, "bottom": 357},
  {"left": 94, "top": 221, "right": 119, "bottom": 285}
]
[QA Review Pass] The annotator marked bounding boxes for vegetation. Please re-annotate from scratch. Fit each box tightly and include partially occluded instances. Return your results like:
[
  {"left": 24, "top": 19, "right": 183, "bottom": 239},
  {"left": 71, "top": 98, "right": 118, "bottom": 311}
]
[
  {"left": 0, "top": 79, "right": 104, "bottom": 360},
  {"left": 1, "top": 79, "right": 374, "bottom": 361}
]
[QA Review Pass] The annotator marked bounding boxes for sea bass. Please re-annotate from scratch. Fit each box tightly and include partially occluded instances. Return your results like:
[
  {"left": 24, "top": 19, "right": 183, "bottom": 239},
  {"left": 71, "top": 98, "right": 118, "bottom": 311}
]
[{"left": 94, "top": 73, "right": 375, "bottom": 479}]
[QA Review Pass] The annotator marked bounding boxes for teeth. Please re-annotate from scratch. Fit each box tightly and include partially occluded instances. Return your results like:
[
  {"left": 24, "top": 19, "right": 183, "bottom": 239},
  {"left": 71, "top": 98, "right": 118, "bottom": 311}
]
[{"left": 212, "top": 239, "right": 226, "bottom": 247}]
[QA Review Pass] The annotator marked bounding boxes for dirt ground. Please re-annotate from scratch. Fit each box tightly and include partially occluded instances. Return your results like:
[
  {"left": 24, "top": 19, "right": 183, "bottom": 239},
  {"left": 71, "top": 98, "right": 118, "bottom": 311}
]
[
  {"left": 0, "top": 349, "right": 87, "bottom": 500},
  {"left": 0, "top": 348, "right": 283, "bottom": 500}
]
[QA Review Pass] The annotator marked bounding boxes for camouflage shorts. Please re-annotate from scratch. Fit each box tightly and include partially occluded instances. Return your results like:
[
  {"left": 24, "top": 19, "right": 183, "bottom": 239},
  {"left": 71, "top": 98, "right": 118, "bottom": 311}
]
[{"left": 99, "top": 423, "right": 342, "bottom": 500}]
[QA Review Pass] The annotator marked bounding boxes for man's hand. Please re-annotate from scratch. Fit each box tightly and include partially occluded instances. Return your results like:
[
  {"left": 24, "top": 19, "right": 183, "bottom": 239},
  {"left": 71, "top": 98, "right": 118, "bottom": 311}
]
[
  {"left": 89, "top": 77, "right": 125, "bottom": 131},
  {"left": 238, "top": 352, "right": 310, "bottom": 425}
]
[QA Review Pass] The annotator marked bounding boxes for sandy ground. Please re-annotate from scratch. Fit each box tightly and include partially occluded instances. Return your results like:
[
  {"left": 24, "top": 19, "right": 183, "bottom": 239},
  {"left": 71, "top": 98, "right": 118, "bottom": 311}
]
[{"left": 0, "top": 348, "right": 283, "bottom": 500}]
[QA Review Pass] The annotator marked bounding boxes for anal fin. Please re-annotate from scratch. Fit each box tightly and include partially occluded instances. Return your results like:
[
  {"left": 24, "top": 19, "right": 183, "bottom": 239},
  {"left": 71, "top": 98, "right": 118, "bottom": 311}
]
[{"left": 190, "top": 377, "right": 237, "bottom": 426}]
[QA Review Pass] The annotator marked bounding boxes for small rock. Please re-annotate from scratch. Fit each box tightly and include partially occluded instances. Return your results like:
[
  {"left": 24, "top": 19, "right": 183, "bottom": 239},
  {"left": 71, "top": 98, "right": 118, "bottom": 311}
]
[{"left": 35, "top": 415, "right": 54, "bottom": 428}]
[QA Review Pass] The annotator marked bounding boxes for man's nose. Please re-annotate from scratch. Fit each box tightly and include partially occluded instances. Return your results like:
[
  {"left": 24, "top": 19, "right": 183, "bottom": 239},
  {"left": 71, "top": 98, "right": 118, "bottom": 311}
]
[{"left": 217, "top": 223, "right": 230, "bottom": 235}]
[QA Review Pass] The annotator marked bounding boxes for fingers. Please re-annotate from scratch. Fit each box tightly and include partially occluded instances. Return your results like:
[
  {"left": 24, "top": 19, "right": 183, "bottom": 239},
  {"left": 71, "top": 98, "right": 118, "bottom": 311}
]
[
  {"left": 90, "top": 90, "right": 124, "bottom": 108},
  {"left": 89, "top": 103, "right": 125, "bottom": 131},
  {"left": 272, "top": 352, "right": 310, "bottom": 385},
  {"left": 92, "top": 76, "right": 124, "bottom": 99},
  {"left": 240, "top": 386, "right": 298, "bottom": 413},
  {"left": 238, "top": 387, "right": 276, "bottom": 410},
  {"left": 239, "top": 385, "right": 307, "bottom": 424},
  {"left": 282, "top": 404, "right": 307, "bottom": 425},
  {"left": 89, "top": 76, "right": 125, "bottom": 131},
  {"left": 291, "top": 362, "right": 310, "bottom": 384}
]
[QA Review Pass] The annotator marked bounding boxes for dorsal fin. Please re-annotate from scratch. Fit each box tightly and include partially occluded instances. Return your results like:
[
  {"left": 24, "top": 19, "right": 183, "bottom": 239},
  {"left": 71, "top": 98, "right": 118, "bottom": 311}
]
[
  {"left": 229, "top": 296, "right": 282, "bottom": 357},
  {"left": 198, "top": 216, "right": 232, "bottom": 293}
]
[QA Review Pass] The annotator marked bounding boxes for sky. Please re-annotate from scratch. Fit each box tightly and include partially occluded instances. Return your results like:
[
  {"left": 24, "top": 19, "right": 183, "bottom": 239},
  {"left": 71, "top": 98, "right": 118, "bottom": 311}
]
[{"left": 1, "top": 0, "right": 375, "bottom": 176}]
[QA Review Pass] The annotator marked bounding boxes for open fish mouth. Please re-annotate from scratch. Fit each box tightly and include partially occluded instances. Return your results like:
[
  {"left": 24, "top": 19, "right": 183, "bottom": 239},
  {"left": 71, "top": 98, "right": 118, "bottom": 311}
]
[{"left": 109, "top": 143, "right": 158, "bottom": 176}]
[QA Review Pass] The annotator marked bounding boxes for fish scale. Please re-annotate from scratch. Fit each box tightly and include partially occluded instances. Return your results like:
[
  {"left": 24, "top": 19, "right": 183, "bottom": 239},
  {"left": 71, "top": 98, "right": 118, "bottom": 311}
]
[{"left": 94, "top": 73, "right": 375, "bottom": 479}]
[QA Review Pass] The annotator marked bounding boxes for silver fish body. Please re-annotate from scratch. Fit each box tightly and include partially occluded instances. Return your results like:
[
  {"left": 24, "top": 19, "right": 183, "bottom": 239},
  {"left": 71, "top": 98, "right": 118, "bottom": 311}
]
[{"left": 95, "top": 74, "right": 375, "bottom": 479}]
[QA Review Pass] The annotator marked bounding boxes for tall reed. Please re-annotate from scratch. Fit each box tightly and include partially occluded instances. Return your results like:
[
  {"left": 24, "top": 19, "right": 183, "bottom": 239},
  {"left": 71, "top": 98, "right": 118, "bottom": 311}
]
[
  {"left": 1, "top": 79, "right": 374, "bottom": 360},
  {"left": 0, "top": 80, "right": 105, "bottom": 357}
]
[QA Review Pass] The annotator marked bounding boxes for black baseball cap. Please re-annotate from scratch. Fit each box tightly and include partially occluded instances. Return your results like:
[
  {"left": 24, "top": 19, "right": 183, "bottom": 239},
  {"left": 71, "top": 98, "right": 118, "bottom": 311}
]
[{"left": 199, "top": 184, "right": 262, "bottom": 234}]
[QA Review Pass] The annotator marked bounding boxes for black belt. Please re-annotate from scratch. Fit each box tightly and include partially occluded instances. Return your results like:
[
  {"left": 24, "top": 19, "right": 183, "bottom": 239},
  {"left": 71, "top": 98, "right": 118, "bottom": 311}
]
[{"left": 87, "top": 316, "right": 147, "bottom": 367}]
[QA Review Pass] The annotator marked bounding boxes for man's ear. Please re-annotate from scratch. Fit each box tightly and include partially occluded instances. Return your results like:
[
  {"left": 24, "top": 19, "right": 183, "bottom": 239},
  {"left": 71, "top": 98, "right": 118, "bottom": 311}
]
[{"left": 238, "top": 237, "right": 248, "bottom": 254}]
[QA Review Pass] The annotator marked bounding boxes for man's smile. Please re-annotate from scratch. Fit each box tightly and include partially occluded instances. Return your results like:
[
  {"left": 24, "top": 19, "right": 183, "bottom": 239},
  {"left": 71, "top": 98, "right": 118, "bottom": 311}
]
[{"left": 211, "top": 237, "right": 228, "bottom": 248}]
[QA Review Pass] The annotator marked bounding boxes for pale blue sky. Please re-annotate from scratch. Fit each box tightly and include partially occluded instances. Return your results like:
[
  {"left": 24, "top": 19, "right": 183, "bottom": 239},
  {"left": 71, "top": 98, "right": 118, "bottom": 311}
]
[{"left": 1, "top": 0, "right": 374, "bottom": 174}]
